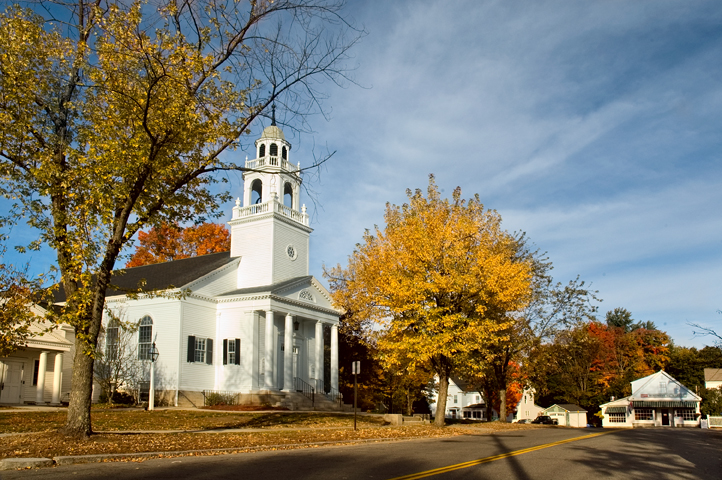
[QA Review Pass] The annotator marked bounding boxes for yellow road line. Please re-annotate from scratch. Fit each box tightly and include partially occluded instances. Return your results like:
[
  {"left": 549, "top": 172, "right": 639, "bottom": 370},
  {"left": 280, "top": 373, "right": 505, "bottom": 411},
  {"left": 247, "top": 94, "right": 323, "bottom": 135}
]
[{"left": 388, "top": 430, "right": 617, "bottom": 480}]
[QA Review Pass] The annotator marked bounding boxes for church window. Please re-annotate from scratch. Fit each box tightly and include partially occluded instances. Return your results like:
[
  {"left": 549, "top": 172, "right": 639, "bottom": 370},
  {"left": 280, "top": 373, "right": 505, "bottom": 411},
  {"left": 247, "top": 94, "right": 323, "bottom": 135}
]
[
  {"left": 251, "top": 179, "right": 263, "bottom": 204},
  {"left": 223, "top": 338, "right": 241, "bottom": 365},
  {"left": 259, "top": 144, "right": 265, "bottom": 158},
  {"left": 287, "top": 244, "right": 297, "bottom": 260},
  {"left": 282, "top": 146, "right": 287, "bottom": 160},
  {"left": 138, "top": 316, "right": 153, "bottom": 360},
  {"left": 283, "top": 182, "right": 293, "bottom": 208},
  {"left": 186, "top": 335, "right": 213, "bottom": 364},
  {"left": 106, "top": 319, "right": 120, "bottom": 360},
  {"left": 270, "top": 143, "right": 278, "bottom": 156}
]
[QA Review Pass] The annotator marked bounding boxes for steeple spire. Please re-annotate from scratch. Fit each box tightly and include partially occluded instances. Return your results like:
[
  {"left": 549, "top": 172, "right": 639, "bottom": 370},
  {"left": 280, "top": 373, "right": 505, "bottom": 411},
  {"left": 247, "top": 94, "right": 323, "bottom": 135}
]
[{"left": 271, "top": 103, "right": 276, "bottom": 126}]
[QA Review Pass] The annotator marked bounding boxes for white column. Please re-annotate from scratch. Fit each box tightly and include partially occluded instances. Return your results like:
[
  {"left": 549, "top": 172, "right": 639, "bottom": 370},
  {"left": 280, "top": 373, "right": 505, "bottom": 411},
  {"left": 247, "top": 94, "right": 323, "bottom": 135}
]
[
  {"left": 51, "top": 353, "right": 64, "bottom": 404},
  {"left": 283, "top": 314, "right": 293, "bottom": 392},
  {"left": 315, "top": 321, "right": 324, "bottom": 392},
  {"left": 265, "top": 310, "right": 275, "bottom": 390},
  {"left": 330, "top": 324, "right": 338, "bottom": 392},
  {"left": 35, "top": 351, "right": 48, "bottom": 404}
]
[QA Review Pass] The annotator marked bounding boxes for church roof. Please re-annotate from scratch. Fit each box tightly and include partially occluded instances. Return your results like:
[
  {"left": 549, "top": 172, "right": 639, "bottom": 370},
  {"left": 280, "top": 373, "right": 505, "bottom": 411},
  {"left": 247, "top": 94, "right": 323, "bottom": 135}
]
[
  {"left": 220, "top": 275, "right": 313, "bottom": 296},
  {"left": 52, "top": 251, "right": 236, "bottom": 302},
  {"left": 260, "top": 125, "right": 285, "bottom": 140}
]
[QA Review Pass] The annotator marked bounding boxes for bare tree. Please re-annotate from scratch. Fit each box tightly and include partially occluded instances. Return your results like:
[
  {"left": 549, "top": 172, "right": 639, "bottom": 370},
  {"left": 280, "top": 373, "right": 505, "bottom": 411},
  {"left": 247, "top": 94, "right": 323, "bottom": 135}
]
[
  {"left": 690, "top": 310, "right": 722, "bottom": 350},
  {"left": 94, "top": 309, "right": 144, "bottom": 405}
]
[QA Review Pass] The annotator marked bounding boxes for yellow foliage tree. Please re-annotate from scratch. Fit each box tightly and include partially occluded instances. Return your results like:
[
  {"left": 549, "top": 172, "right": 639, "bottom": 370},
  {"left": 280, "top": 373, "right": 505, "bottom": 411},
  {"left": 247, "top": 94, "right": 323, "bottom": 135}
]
[
  {"left": 327, "top": 176, "right": 532, "bottom": 426},
  {"left": 0, "top": 1, "right": 358, "bottom": 437}
]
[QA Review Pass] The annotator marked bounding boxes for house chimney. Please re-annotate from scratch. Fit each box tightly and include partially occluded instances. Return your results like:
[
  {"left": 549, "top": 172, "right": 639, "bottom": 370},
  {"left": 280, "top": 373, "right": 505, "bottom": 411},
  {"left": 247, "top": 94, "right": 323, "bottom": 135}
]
[{"left": 610, "top": 396, "right": 615, "bottom": 402}]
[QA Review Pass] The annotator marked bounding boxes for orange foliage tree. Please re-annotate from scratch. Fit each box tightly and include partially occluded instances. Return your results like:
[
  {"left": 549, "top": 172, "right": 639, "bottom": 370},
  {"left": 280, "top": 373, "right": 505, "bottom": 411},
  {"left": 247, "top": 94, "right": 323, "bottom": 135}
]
[
  {"left": 531, "top": 311, "right": 670, "bottom": 410},
  {"left": 126, "top": 223, "right": 230, "bottom": 267},
  {"left": 325, "top": 176, "right": 533, "bottom": 426}
]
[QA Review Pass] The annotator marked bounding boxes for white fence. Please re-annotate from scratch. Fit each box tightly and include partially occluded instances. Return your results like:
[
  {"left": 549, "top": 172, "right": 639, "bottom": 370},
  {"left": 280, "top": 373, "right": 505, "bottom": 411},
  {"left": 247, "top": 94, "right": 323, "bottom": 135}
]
[{"left": 708, "top": 416, "right": 722, "bottom": 428}]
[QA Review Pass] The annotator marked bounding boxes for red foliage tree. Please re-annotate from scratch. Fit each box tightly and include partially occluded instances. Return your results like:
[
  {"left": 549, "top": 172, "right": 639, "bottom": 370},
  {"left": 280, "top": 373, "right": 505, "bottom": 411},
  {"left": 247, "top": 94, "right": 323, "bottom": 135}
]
[{"left": 126, "top": 223, "right": 230, "bottom": 267}]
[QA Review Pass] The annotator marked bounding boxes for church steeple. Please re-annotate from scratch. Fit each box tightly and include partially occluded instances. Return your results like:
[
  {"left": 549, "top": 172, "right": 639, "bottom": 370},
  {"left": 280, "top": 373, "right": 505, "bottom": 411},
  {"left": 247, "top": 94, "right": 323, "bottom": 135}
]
[{"left": 229, "top": 123, "right": 312, "bottom": 288}]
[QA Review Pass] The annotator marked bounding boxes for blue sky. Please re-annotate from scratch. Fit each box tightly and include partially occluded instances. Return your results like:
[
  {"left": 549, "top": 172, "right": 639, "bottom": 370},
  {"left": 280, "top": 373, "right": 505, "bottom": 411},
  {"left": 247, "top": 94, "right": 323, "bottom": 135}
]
[
  {"left": 6, "top": 0, "right": 721, "bottom": 347},
  {"left": 299, "top": 0, "right": 722, "bottom": 347}
]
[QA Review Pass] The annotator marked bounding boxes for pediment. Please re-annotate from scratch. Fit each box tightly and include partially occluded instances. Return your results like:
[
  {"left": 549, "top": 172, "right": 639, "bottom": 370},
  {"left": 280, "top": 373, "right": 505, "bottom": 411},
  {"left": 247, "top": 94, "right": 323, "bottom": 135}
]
[
  {"left": 273, "top": 277, "right": 337, "bottom": 311},
  {"left": 630, "top": 371, "right": 700, "bottom": 401}
]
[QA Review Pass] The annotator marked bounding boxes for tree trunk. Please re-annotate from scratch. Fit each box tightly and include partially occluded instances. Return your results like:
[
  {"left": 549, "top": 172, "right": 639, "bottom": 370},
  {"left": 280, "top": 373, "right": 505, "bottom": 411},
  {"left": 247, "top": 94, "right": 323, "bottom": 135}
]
[
  {"left": 499, "top": 388, "right": 507, "bottom": 423},
  {"left": 434, "top": 374, "right": 449, "bottom": 427},
  {"left": 63, "top": 340, "right": 95, "bottom": 437}
]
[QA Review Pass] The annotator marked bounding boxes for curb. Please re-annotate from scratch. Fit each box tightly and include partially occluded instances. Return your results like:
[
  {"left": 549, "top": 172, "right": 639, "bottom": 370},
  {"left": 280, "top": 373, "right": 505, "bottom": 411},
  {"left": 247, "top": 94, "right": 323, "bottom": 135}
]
[{"left": 0, "top": 458, "right": 54, "bottom": 470}]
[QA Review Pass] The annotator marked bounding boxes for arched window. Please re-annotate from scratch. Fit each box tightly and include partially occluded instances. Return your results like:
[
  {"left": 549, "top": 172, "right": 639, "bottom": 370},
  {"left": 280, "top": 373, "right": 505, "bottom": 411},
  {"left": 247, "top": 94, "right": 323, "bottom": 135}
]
[
  {"left": 259, "top": 144, "right": 266, "bottom": 158},
  {"left": 283, "top": 182, "right": 293, "bottom": 208},
  {"left": 138, "top": 316, "right": 153, "bottom": 360},
  {"left": 269, "top": 143, "right": 278, "bottom": 156},
  {"left": 282, "top": 146, "right": 287, "bottom": 160},
  {"left": 251, "top": 179, "right": 263, "bottom": 204}
]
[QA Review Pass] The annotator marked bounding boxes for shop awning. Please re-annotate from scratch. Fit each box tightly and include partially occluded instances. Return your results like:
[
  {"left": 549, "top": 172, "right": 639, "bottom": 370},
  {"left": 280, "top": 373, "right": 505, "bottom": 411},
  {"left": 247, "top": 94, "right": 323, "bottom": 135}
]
[
  {"left": 605, "top": 407, "right": 627, "bottom": 413},
  {"left": 631, "top": 401, "right": 697, "bottom": 408}
]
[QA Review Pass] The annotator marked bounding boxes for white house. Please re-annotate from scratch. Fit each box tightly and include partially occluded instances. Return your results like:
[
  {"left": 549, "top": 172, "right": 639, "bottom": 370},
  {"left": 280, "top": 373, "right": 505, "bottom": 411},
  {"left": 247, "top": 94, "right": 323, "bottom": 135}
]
[
  {"left": 704, "top": 368, "right": 722, "bottom": 390},
  {"left": 543, "top": 404, "right": 587, "bottom": 427},
  {"left": 515, "top": 387, "right": 544, "bottom": 422},
  {"left": 600, "top": 371, "right": 701, "bottom": 428},
  {"left": 428, "top": 377, "right": 485, "bottom": 420},
  {"left": 0, "top": 305, "right": 75, "bottom": 405},
  {"left": 53, "top": 123, "right": 341, "bottom": 409}
]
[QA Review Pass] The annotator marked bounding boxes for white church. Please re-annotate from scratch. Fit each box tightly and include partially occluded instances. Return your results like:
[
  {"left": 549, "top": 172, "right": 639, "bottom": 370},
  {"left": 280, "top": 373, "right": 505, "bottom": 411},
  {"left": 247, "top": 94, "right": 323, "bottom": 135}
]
[{"left": 33, "top": 122, "right": 342, "bottom": 409}]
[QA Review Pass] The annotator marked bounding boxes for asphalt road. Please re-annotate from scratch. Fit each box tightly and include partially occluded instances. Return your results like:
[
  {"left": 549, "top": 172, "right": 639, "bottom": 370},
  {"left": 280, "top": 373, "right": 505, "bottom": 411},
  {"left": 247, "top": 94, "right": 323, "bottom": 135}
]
[{"left": 2, "top": 428, "right": 721, "bottom": 480}]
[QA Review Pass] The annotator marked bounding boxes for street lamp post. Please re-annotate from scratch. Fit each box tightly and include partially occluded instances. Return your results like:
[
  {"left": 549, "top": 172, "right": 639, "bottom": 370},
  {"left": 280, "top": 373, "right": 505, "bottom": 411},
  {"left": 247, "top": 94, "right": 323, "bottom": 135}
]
[{"left": 148, "top": 342, "right": 159, "bottom": 411}]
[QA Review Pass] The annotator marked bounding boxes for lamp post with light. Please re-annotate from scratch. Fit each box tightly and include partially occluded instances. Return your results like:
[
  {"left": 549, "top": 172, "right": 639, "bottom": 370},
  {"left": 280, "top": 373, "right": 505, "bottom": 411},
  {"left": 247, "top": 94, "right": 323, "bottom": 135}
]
[{"left": 148, "top": 342, "right": 159, "bottom": 411}]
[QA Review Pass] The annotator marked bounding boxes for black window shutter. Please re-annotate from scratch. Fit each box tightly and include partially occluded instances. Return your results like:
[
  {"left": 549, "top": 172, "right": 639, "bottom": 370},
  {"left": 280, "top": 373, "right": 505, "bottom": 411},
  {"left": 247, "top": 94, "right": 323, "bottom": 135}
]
[
  {"left": 33, "top": 360, "right": 39, "bottom": 386},
  {"left": 234, "top": 339, "right": 241, "bottom": 365},
  {"left": 223, "top": 339, "right": 228, "bottom": 365},
  {"left": 187, "top": 336, "right": 195, "bottom": 362},
  {"left": 206, "top": 338, "right": 213, "bottom": 365}
]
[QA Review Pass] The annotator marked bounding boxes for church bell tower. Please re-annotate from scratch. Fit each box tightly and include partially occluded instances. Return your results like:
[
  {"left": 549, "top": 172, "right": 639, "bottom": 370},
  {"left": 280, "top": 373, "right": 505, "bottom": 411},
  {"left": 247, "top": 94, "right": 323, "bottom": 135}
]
[{"left": 229, "top": 117, "right": 312, "bottom": 288}]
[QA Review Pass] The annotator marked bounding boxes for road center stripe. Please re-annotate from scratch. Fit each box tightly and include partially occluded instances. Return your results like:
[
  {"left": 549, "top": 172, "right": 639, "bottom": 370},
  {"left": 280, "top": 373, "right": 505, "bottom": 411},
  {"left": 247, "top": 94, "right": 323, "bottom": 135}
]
[{"left": 388, "top": 431, "right": 617, "bottom": 480}]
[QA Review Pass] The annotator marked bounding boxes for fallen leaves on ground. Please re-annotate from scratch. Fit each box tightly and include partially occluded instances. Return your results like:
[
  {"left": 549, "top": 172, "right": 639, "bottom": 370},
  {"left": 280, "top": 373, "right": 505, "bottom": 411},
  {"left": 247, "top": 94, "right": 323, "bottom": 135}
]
[
  {"left": 0, "top": 410, "right": 385, "bottom": 434},
  {"left": 0, "top": 426, "right": 472, "bottom": 459}
]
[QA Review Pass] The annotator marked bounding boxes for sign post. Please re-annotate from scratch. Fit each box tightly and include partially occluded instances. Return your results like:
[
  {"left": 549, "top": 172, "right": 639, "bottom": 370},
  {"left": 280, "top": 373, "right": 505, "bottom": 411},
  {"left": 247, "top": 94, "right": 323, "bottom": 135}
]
[{"left": 352, "top": 361, "right": 360, "bottom": 431}]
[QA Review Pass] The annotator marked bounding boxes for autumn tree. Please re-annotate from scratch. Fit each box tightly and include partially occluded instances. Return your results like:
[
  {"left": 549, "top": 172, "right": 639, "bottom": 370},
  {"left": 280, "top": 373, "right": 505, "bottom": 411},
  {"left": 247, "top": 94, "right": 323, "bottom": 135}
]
[
  {"left": 532, "top": 315, "right": 671, "bottom": 410},
  {"left": 326, "top": 176, "right": 532, "bottom": 426},
  {"left": 0, "top": 1, "right": 359, "bottom": 437},
  {"left": 462, "top": 234, "right": 599, "bottom": 421},
  {"left": 0, "top": 248, "right": 48, "bottom": 356},
  {"left": 126, "top": 222, "right": 230, "bottom": 267}
]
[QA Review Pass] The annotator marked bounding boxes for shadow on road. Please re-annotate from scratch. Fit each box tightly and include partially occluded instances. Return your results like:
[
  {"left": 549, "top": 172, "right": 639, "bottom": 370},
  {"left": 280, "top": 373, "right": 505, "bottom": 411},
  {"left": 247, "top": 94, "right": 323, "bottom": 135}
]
[{"left": 566, "top": 428, "right": 722, "bottom": 479}]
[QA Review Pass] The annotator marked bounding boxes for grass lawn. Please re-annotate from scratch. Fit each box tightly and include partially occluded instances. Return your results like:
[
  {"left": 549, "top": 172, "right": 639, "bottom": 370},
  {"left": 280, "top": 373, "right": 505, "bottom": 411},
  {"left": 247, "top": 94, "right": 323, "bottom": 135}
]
[
  {"left": 0, "top": 409, "right": 539, "bottom": 461},
  {"left": 0, "top": 409, "right": 385, "bottom": 434}
]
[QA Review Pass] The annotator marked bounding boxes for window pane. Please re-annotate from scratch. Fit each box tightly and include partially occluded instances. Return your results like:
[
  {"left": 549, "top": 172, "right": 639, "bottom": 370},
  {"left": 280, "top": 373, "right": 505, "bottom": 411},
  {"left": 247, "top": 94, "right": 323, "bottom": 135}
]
[{"left": 195, "top": 338, "right": 206, "bottom": 363}]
